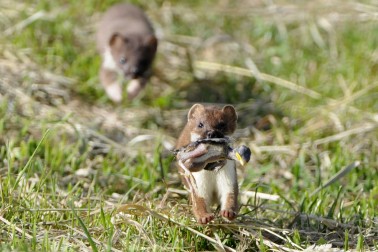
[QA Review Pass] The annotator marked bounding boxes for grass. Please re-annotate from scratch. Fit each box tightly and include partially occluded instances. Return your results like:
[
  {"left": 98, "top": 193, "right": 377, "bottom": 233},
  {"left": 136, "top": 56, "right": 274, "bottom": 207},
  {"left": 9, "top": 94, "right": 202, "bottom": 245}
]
[{"left": 0, "top": 0, "right": 377, "bottom": 251}]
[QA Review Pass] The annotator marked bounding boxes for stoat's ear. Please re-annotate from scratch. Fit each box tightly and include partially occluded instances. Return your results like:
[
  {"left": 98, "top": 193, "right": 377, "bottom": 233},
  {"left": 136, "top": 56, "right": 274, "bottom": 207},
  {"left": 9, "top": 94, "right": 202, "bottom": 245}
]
[
  {"left": 188, "top": 104, "right": 205, "bottom": 121},
  {"left": 145, "top": 35, "right": 158, "bottom": 53},
  {"left": 222, "top": 105, "right": 237, "bottom": 122}
]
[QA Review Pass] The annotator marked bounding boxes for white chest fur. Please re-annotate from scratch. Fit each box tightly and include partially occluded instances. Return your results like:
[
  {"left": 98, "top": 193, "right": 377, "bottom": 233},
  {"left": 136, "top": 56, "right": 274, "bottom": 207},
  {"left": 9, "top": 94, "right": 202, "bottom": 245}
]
[
  {"left": 191, "top": 160, "right": 237, "bottom": 209},
  {"left": 190, "top": 132, "right": 201, "bottom": 142}
]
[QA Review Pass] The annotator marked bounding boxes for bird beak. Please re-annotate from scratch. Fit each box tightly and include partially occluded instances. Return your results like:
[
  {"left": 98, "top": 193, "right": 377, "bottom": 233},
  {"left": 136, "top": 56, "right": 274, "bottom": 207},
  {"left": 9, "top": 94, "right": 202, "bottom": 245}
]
[{"left": 235, "top": 152, "right": 246, "bottom": 166}]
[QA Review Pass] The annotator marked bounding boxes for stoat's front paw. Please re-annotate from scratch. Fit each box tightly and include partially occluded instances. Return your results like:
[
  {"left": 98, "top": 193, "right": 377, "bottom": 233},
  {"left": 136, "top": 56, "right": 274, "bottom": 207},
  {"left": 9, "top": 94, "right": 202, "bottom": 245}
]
[
  {"left": 220, "top": 209, "right": 237, "bottom": 221},
  {"left": 105, "top": 82, "right": 122, "bottom": 102}
]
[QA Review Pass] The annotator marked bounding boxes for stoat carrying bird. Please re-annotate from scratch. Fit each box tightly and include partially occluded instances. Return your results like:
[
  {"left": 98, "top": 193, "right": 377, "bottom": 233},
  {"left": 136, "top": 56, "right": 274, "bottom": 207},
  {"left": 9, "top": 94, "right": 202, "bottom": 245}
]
[{"left": 174, "top": 104, "right": 251, "bottom": 224}]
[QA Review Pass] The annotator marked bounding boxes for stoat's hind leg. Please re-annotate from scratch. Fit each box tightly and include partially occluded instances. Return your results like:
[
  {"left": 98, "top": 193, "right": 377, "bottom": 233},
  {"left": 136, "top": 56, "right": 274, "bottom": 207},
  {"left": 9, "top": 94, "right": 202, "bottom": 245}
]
[{"left": 216, "top": 160, "right": 238, "bottom": 221}]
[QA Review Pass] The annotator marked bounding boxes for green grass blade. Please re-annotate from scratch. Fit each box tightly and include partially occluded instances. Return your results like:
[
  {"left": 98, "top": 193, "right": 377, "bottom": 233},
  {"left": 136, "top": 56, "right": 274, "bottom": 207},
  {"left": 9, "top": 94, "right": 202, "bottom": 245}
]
[
  {"left": 310, "top": 161, "right": 360, "bottom": 197},
  {"left": 344, "top": 229, "right": 349, "bottom": 251},
  {"left": 12, "top": 129, "right": 50, "bottom": 192},
  {"left": 327, "top": 186, "right": 343, "bottom": 219},
  {"left": 70, "top": 204, "right": 98, "bottom": 252}
]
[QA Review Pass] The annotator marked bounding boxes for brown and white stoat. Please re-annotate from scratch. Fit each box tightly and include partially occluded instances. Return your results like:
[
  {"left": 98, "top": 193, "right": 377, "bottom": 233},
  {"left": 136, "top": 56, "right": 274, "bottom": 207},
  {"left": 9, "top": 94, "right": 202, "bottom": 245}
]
[
  {"left": 175, "top": 104, "right": 239, "bottom": 224},
  {"left": 96, "top": 3, "right": 158, "bottom": 102}
]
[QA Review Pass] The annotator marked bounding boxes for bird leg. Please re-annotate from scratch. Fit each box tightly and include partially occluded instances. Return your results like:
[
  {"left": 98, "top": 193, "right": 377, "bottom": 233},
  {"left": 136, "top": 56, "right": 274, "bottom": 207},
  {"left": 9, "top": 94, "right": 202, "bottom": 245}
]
[{"left": 178, "top": 160, "right": 199, "bottom": 204}]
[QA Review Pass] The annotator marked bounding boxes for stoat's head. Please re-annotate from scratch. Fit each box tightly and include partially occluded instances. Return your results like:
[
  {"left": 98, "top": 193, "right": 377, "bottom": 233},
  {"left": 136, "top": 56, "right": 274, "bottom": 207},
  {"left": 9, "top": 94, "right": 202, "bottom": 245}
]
[
  {"left": 109, "top": 33, "right": 157, "bottom": 79},
  {"left": 186, "top": 104, "right": 238, "bottom": 142}
]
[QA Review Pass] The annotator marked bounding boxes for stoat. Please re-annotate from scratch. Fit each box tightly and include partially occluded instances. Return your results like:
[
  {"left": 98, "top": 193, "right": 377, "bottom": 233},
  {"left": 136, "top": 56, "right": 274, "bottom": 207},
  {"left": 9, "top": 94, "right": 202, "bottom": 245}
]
[
  {"left": 96, "top": 3, "right": 158, "bottom": 102},
  {"left": 175, "top": 104, "right": 239, "bottom": 224}
]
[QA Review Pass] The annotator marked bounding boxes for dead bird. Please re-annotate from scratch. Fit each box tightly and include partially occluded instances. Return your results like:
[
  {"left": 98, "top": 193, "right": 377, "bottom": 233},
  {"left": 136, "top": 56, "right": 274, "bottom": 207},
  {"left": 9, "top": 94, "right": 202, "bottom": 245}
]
[{"left": 174, "top": 138, "right": 251, "bottom": 172}]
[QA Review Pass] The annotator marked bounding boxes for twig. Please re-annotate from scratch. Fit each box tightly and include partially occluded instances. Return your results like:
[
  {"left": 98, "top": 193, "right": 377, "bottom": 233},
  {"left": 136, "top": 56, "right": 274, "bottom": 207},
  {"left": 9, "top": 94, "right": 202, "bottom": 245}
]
[
  {"left": 263, "top": 228, "right": 303, "bottom": 251},
  {"left": 213, "top": 232, "right": 226, "bottom": 252},
  {"left": 254, "top": 122, "right": 377, "bottom": 154},
  {"left": 241, "top": 191, "right": 280, "bottom": 201},
  {"left": 0, "top": 215, "right": 33, "bottom": 240},
  {"left": 112, "top": 213, "right": 156, "bottom": 247},
  {"left": 326, "top": 82, "right": 378, "bottom": 112},
  {"left": 4, "top": 11, "right": 46, "bottom": 36},
  {"left": 309, "top": 123, "right": 377, "bottom": 147},
  {"left": 251, "top": 145, "right": 297, "bottom": 156},
  {"left": 167, "top": 188, "right": 188, "bottom": 195},
  {"left": 194, "top": 61, "right": 322, "bottom": 99},
  {"left": 239, "top": 227, "right": 295, "bottom": 252},
  {"left": 254, "top": 205, "right": 357, "bottom": 229},
  {"left": 195, "top": 60, "right": 376, "bottom": 118}
]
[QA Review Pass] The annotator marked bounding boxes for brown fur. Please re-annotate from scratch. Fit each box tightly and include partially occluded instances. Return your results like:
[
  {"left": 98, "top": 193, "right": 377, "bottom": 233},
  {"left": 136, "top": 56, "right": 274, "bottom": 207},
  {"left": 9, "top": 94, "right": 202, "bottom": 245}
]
[
  {"left": 192, "top": 196, "right": 215, "bottom": 224},
  {"left": 220, "top": 193, "right": 238, "bottom": 220}
]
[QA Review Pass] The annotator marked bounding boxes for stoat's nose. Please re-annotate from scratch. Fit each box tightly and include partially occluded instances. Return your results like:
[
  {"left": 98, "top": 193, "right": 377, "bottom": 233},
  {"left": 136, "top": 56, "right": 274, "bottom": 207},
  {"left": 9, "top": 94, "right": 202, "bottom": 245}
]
[
  {"left": 207, "top": 130, "right": 224, "bottom": 139},
  {"left": 130, "top": 67, "right": 142, "bottom": 77}
]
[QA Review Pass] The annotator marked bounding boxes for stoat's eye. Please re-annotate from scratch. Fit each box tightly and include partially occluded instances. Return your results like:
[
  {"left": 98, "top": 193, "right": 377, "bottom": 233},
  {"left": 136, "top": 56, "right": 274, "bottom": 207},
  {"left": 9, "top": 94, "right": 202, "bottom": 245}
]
[
  {"left": 119, "top": 57, "right": 127, "bottom": 65},
  {"left": 198, "top": 122, "right": 204, "bottom": 128}
]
